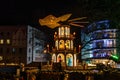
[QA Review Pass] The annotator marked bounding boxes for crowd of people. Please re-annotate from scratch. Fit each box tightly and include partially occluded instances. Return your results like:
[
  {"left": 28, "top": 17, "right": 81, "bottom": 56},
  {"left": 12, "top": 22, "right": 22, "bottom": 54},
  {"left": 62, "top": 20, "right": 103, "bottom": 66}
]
[
  {"left": 0, "top": 62, "right": 119, "bottom": 80},
  {"left": 1, "top": 69, "right": 120, "bottom": 80}
]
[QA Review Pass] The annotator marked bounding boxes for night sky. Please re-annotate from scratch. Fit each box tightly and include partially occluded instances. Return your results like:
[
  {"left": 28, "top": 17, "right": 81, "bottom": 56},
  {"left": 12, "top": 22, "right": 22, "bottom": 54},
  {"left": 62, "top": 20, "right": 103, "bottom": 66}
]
[
  {"left": 0, "top": 0, "right": 120, "bottom": 45},
  {"left": 0, "top": 0, "right": 120, "bottom": 26},
  {"left": 0, "top": 0, "right": 78, "bottom": 26}
]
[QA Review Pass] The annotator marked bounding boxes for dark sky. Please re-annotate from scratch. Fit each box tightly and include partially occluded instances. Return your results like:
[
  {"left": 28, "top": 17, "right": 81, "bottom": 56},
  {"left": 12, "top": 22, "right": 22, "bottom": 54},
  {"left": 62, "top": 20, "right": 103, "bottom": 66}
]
[
  {"left": 0, "top": 0, "right": 120, "bottom": 26},
  {"left": 0, "top": 0, "right": 79, "bottom": 26},
  {"left": 0, "top": 0, "right": 120, "bottom": 46}
]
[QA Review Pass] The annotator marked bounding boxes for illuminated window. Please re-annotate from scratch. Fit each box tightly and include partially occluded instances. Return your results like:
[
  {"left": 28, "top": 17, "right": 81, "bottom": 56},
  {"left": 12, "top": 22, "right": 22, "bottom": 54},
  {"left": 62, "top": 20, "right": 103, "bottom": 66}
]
[
  {"left": 0, "top": 39, "right": 4, "bottom": 44},
  {"left": 65, "top": 27, "right": 68, "bottom": 36},
  {"left": 6, "top": 39, "right": 10, "bottom": 44},
  {"left": 58, "top": 27, "right": 60, "bottom": 36},
  {"left": 71, "top": 40, "right": 73, "bottom": 49},
  {"left": 0, "top": 56, "right": 3, "bottom": 60},
  {"left": 59, "top": 40, "right": 65, "bottom": 49},
  {"left": 65, "top": 26, "right": 70, "bottom": 37},
  {"left": 60, "top": 27, "right": 64, "bottom": 37},
  {"left": 106, "top": 40, "right": 113, "bottom": 47},
  {"left": 65, "top": 40, "right": 70, "bottom": 49},
  {"left": 55, "top": 40, "right": 58, "bottom": 50}
]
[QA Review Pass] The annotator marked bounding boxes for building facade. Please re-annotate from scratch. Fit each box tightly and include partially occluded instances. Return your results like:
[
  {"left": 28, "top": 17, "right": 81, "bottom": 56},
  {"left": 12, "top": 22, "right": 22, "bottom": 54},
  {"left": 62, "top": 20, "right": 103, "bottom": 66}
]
[
  {"left": 81, "top": 20, "right": 120, "bottom": 64},
  {"left": 0, "top": 25, "right": 46, "bottom": 67},
  {"left": 27, "top": 25, "right": 47, "bottom": 65},
  {"left": 0, "top": 25, "right": 27, "bottom": 66}
]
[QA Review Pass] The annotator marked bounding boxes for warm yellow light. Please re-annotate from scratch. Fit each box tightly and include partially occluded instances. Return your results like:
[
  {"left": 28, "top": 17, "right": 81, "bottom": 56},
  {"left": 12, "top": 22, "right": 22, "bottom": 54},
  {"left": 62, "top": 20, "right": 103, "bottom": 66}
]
[
  {"left": 73, "top": 32, "right": 76, "bottom": 35},
  {"left": 0, "top": 39, "right": 4, "bottom": 44},
  {"left": 55, "top": 32, "right": 57, "bottom": 35},
  {"left": 43, "top": 49, "right": 47, "bottom": 53},
  {"left": 39, "top": 14, "right": 72, "bottom": 29},
  {"left": 7, "top": 39, "right": 10, "bottom": 44},
  {"left": 39, "top": 15, "right": 60, "bottom": 29},
  {"left": 59, "top": 40, "right": 64, "bottom": 49},
  {"left": 79, "top": 45, "right": 81, "bottom": 48},
  {"left": 78, "top": 45, "right": 81, "bottom": 52},
  {"left": 47, "top": 44, "right": 49, "bottom": 47}
]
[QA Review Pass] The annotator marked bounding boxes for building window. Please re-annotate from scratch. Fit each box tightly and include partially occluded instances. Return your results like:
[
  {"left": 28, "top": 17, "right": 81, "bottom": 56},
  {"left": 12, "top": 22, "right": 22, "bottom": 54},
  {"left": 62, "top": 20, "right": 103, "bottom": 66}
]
[
  {"left": 55, "top": 40, "right": 58, "bottom": 50},
  {"left": 0, "top": 48, "right": 3, "bottom": 53},
  {"left": 0, "top": 56, "right": 3, "bottom": 61},
  {"left": 0, "top": 39, "right": 4, "bottom": 44},
  {"left": 71, "top": 40, "right": 73, "bottom": 49},
  {"left": 59, "top": 40, "right": 65, "bottom": 49},
  {"left": 7, "top": 32, "right": 10, "bottom": 36},
  {"left": 29, "top": 29, "right": 32, "bottom": 32},
  {"left": 12, "top": 48, "right": 16, "bottom": 53},
  {"left": 29, "top": 38, "right": 32, "bottom": 44},
  {"left": 6, "top": 48, "right": 10, "bottom": 53},
  {"left": 65, "top": 27, "right": 70, "bottom": 37},
  {"left": 0, "top": 32, "right": 3, "bottom": 36},
  {"left": 29, "top": 48, "right": 31, "bottom": 53},
  {"left": 28, "top": 57, "right": 30, "bottom": 61},
  {"left": 19, "top": 48, "right": 22, "bottom": 53},
  {"left": 59, "top": 27, "right": 65, "bottom": 37},
  {"left": 6, "top": 39, "right": 10, "bottom": 44},
  {"left": 65, "top": 40, "right": 70, "bottom": 49}
]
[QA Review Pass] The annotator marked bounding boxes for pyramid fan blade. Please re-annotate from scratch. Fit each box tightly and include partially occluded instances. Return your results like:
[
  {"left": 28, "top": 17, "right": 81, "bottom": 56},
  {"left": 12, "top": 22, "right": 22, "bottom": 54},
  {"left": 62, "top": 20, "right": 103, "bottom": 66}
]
[
  {"left": 68, "top": 17, "right": 87, "bottom": 22},
  {"left": 69, "top": 23, "right": 84, "bottom": 27},
  {"left": 58, "top": 13, "right": 72, "bottom": 22},
  {"left": 70, "top": 21, "right": 89, "bottom": 23}
]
